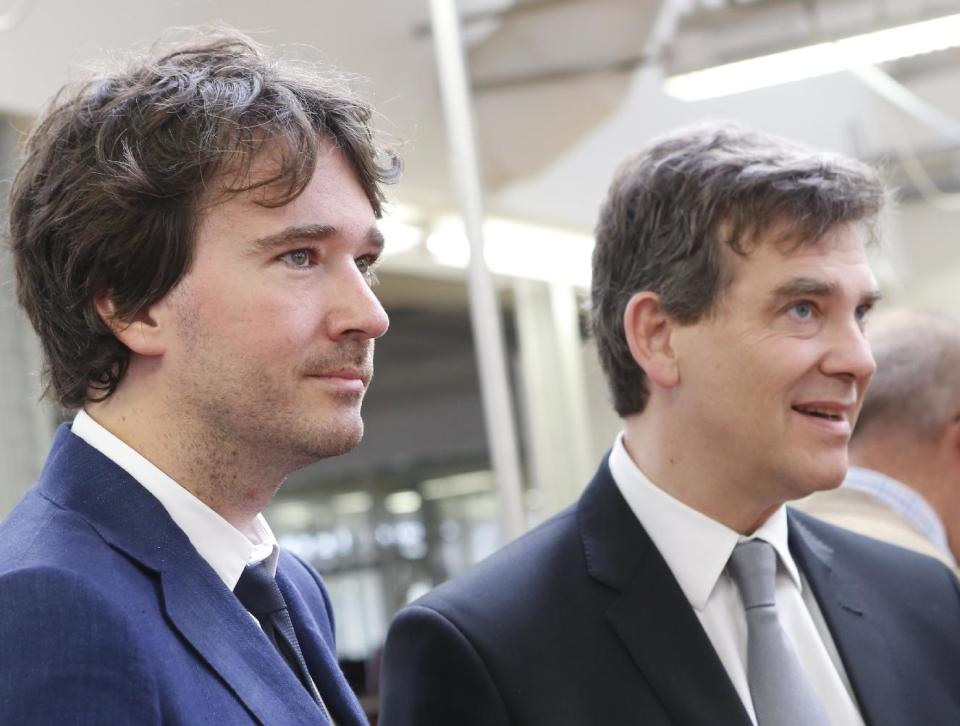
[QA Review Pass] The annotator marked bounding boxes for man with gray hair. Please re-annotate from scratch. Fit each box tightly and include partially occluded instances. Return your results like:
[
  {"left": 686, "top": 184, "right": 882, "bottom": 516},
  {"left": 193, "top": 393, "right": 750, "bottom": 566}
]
[
  {"left": 796, "top": 308, "right": 960, "bottom": 572},
  {"left": 379, "top": 124, "right": 960, "bottom": 726}
]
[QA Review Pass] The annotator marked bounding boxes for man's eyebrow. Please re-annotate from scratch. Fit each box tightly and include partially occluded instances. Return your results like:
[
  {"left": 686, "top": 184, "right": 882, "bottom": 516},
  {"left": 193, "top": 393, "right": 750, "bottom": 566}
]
[
  {"left": 247, "top": 224, "right": 336, "bottom": 254},
  {"left": 246, "top": 223, "right": 385, "bottom": 254},
  {"left": 771, "top": 277, "right": 837, "bottom": 300},
  {"left": 769, "top": 277, "right": 883, "bottom": 305}
]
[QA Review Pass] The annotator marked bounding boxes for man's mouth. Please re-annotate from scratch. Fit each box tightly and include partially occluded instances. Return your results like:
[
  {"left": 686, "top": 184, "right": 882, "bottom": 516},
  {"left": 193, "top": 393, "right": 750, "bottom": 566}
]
[
  {"left": 309, "top": 367, "right": 370, "bottom": 384},
  {"left": 306, "top": 369, "right": 370, "bottom": 394},
  {"left": 791, "top": 404, "right": 844, "bottom": 421}
]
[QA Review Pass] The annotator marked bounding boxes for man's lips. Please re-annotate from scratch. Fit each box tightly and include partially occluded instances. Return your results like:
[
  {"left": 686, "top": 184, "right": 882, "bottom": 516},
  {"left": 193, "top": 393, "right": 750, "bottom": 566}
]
[
  {"left": 791, "top": 400, "right": 855, "bottom": 434},
  {"left": 307, "top": 367, "right": 372, "bottom": 391}
]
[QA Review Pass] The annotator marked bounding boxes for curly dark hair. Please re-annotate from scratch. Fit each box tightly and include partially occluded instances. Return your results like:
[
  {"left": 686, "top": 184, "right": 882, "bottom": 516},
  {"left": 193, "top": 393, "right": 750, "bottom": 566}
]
[
  {"left": 10, "top": 30, "right": 401, "bottom": 409},
  {"left": 592, "top": 122, "right": 887, "bottom": 416}
]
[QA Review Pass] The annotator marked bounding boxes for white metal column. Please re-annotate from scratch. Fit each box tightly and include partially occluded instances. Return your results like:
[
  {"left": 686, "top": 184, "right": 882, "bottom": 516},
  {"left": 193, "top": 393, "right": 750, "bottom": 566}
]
[
  {"left": 428, "top": 0, "right": 526, "bottom": 542},
  {"left": 514, "top": 280, "right": 594, "bottom": 517}
]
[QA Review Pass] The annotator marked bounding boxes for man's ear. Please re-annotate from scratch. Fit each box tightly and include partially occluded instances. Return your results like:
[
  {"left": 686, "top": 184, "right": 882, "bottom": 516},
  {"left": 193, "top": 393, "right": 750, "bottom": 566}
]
[
  {"left": 94, "top": 292, "right": 167, "bottom": 357},
  {"left": 942, "top": 410, "right": 960, "bottom": 464},
  {"left": 622, "top": 291, "right": 680, "bottom": 388}
]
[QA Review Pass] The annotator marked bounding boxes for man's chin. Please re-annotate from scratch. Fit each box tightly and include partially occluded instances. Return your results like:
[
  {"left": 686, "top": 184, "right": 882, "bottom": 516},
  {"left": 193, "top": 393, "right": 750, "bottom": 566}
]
[
  {"left": 798, "top": 462, "right": 848, "bottom": 497},
  {"left": 302, "top": 419, "right": 365, "bottom": 461},
  {"left": 775, "top": 456, "right": 847, "bottom": 504}
]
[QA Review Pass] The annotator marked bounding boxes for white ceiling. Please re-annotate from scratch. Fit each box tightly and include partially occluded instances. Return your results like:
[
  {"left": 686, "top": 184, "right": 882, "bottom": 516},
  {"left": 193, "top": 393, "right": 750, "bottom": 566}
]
[{"left": 1, "top": 0, "right": 958, "bottom": 248}]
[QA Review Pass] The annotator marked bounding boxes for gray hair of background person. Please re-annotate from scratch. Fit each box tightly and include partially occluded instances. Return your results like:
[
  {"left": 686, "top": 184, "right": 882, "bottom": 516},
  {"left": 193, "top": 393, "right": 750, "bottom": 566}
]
[
  {"left": 853, "top": 309, "right": 960, "bottom": 443},
  {"left": 591, "top": 122, "right": 888, "bottom": 417},
  {"left": 9, "top": 29, "right": 401, "bottom": 411}
]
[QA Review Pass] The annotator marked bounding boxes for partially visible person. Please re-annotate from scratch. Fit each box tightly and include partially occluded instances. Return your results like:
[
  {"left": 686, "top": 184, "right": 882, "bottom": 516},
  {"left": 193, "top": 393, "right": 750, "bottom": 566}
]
[
  {"left": 0, "top": 29, "right": 398, "bottom": 725},
  {"left": 795, "top": 308, "right": 960, "bottom": 573}
]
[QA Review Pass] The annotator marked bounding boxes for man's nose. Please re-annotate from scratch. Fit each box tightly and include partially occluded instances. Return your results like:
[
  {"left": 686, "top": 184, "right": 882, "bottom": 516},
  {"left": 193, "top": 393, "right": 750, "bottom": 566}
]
[
  {"left": 822, "top": 319, "right": 876, "bottom": 382},
  {"left": 327, "top": 266, "right": 390, "bottom": 341}
]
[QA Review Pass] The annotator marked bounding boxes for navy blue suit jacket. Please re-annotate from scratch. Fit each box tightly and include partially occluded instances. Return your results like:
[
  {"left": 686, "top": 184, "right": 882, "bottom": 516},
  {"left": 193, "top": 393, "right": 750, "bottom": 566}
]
[
  {"left": 0, "top": 425, "right": 367, "bottom": 725},
  {"left": 380, "top": 459, "right": 960, "bottom": 725}
]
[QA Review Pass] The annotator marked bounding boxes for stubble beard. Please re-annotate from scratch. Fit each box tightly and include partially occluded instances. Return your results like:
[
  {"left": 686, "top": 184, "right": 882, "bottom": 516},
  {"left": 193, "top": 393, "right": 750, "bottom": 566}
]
[{"left": 177, "top": 341, "right": 375, "bottom": 487}]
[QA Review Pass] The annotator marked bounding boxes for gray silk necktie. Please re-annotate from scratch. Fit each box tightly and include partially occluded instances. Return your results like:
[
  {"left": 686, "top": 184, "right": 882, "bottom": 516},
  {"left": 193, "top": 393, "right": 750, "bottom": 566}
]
[{"left": 727, "top": 539, "right": 831, "bottom": 726}]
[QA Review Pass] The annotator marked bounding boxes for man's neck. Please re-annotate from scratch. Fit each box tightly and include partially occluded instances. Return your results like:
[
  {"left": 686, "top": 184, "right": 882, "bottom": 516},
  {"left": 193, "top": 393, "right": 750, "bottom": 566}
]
[
  {"left": 84, "top": 396, "right": 285, "bottom": 532},
  {"left": 622, "top": 416, "right": 780, "bottom": 535}
]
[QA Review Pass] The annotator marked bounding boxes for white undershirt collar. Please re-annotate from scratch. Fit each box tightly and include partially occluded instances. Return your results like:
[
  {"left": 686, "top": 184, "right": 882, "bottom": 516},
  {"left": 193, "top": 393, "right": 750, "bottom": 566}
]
[{"left": 71, "top": 409, "right": 278, "bottom": 590}]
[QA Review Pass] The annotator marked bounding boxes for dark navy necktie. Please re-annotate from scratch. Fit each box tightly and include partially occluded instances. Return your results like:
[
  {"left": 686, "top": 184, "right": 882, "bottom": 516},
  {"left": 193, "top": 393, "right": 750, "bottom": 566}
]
[{"left": 234, "top": 561, "right": 331, "bottom": 721}]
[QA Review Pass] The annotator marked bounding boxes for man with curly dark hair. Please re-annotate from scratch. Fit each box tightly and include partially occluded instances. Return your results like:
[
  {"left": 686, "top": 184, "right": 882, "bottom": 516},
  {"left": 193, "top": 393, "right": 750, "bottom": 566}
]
[{"left": 1, "top": 28, "right": 399, "bottom": 725}]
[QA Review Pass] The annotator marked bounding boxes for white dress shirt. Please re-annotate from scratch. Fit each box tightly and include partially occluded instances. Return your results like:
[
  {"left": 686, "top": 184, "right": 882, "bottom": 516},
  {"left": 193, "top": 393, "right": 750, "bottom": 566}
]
[
  {"left": 609, "top": 434, "right": 864, "bottom": 726},
  {"left": 71, "top": 409, "right": 278, "bottom": 588}
]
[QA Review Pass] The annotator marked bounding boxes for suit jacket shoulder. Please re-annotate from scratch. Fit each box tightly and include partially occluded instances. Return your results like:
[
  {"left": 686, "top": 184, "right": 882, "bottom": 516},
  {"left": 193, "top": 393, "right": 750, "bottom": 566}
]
[
  {"left": 380, "top": 460, "right": 746, "bottom": 726},
  {"left": 0, "top": 426, "right": 361, "bottom": 726},
  {"left": 380, "top": 459, "right": 960, "bottom": 726},
  {"left": 787, "top": 508, "right": 960, "bottom": 725},
  {"left": 791, "top": 486, "right": 958, "bottom": 571}
]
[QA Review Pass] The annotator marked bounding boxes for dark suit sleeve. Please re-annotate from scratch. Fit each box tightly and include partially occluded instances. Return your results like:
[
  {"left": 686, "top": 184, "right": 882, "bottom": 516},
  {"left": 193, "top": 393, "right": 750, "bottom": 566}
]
[
  {"left": 0, "top": 567, "right": 160, "bottom": 725},
  {"left": 379, "top": 604, "right": 510, "bottom": 726}
]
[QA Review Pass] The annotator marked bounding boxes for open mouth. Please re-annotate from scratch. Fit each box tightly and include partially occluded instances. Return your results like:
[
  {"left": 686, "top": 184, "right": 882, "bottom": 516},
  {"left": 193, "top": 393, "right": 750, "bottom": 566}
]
[{"left": 792, "top": 405, "right": 843, "bottom": 421}]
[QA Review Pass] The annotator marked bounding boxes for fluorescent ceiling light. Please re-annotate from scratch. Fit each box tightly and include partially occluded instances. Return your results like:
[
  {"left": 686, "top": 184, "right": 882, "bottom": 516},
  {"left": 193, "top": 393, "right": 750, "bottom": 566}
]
[
  {"left": 665, "top": 12, "right": 960, "bottom": 100},
  {"left": 266, "top": 501, "right": 316, "bottom": 530},
  {"left": 426, "top": 215, "right": 594, "bottom": 287},
  {"left": 378, "top": 204, "right": 425, "bottom": 256},
  {"left": 421, "top": 470, "right": 494, "bottom": 501},
  {"left": 384, "top": 490, "right": 423, "bottom": 515},
  {"left": 332, "top": 491, "right": 374, "bottom": 515}
]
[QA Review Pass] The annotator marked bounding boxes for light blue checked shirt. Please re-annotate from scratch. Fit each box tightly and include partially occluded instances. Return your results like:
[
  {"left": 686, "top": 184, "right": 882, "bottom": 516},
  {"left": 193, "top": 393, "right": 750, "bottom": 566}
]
[{"left": 843, "top": 466, "right": 956, "bottom": 566}]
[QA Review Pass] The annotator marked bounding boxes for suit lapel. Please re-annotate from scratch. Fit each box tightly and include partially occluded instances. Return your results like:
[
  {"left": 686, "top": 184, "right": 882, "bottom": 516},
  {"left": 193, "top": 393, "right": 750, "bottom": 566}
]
[
  {"left": 161, "top": 567, "right": 328, "bottom": 726},
  {"left": 579, "top": 461, "right": 752, "bottom": 726},
  {"left": 278, "top": 566, "right": 368, "bottom": 726},
  {"left": 788, "top": 511, "right": 909, "bottom": 726},
  {"left": 39, "top": 427, "right": 329, "bottom": 726}
]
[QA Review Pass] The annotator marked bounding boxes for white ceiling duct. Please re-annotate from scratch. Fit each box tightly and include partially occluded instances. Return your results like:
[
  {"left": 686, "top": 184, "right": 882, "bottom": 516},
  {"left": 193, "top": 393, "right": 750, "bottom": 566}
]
[{"left": 664, "top": 0, "right": 960, "bottom": 98}]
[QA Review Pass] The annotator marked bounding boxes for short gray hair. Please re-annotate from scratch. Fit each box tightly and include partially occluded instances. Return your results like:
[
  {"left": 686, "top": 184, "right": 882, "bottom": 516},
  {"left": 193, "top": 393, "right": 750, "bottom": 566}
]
[
  {"left": 591, "top": 122, "right": 887, "bottom": 416},
  {"left": 854, "top": 309, "right": 960, "bottom": 443}
]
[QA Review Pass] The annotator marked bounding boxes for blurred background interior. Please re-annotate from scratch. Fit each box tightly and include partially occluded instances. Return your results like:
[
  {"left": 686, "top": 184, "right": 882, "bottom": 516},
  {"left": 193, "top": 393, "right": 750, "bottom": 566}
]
[{"left": 2, "top": 0, "right": 960, "bottom": 719}]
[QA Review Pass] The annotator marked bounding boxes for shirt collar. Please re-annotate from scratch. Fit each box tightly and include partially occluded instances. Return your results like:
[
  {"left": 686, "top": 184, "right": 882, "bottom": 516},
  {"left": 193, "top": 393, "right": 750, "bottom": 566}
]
[
  {"left": 609, "top": 432, "right": 803, "bottom": 611},
  {"left": 71, "top": 409, "right": 278, "bottom": 589}
]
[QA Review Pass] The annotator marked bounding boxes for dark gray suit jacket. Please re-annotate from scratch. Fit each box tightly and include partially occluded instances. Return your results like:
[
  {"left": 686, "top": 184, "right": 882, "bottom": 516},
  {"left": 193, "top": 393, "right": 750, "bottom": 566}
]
[{"left": 380, "top": 458, "right": 960, "bottom": 725}]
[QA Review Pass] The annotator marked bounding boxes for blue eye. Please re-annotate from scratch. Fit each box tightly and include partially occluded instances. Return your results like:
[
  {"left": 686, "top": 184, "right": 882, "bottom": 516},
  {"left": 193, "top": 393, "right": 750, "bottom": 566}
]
[
  {"left": 791, "top": 301, "right": 813, "bottom": 319},
  {"left": 356, "top": 254, "right": 380, "bottom": 285},
  {"left": 281, "top": 250, "right": 311, "bottom": 268}
]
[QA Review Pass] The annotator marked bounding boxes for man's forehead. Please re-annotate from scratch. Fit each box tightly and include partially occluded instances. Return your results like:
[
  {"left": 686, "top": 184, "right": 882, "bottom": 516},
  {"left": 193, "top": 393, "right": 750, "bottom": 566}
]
[
  {"left": 723, "top": 227, "right": 878, "bottom": 298},
  {"left": 203, "top": 136, "right": 356, "bottom": 206}
]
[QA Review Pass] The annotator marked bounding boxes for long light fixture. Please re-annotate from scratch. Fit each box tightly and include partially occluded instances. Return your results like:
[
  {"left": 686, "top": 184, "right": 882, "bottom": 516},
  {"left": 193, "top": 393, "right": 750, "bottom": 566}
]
[
  {"left": 665, "top": 12, "right": 960, "bottom": 101},
  {"left": 425, "top": 215, "right": 594, "bottom": 288},
  {"left": 377, "top": 204, "right": 425, "bottom": 257}
]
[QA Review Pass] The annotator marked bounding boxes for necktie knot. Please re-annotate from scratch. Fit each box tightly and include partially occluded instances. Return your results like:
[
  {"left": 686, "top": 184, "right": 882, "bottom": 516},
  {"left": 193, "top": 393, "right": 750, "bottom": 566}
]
[
  {"left": 235, "top": 561, "right": 286, "bottom": 620},
  {"left": 728, "top": 539, "right": 777, "bottom": 610}
]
